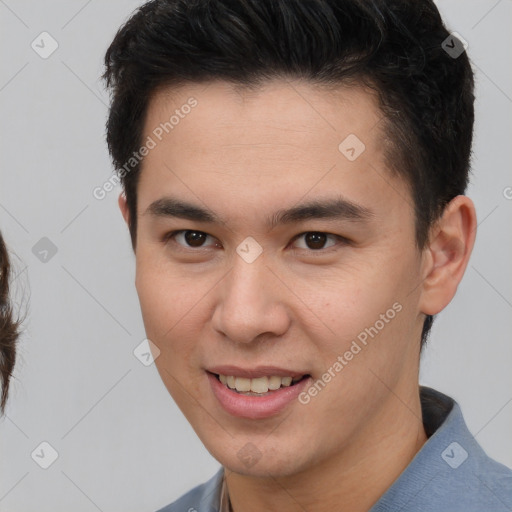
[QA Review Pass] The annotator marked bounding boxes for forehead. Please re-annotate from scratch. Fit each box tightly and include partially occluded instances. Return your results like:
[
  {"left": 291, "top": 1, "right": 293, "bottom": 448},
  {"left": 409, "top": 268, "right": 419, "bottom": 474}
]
[
  {"left": 144, "top": 79, "right": 384, "bottom": 154},
  {"left": 137, "top": 79, "right": 411, "bottom": 230}
]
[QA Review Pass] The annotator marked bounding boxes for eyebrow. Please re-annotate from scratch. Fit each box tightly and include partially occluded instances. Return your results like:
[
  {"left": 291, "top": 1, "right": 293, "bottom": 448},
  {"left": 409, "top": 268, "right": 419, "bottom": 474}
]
[{"left": 144, "top": 195, "right": 374, "bottom": 230}]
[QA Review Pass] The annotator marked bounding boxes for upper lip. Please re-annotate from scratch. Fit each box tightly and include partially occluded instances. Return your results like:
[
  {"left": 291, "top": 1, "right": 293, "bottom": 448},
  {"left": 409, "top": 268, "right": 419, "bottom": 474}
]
[{"left": 206, "top": 365, "right": 309, "bottom": 379}]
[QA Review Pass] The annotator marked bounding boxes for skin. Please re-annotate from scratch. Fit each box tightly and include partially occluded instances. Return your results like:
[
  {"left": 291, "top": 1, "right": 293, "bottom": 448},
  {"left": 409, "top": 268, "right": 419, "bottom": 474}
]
[{"left": 119, "top": 79, "right": 476, "bottom": 512}]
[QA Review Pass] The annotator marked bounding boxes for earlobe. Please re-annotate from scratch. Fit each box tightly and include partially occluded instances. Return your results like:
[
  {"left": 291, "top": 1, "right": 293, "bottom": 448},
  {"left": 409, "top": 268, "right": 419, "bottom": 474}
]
[
  {"left": 118, "top": 192, "right": 130, "bottom": 226},
  {"left": 418, "top": 195, "right": 477, "bottom": 316}
]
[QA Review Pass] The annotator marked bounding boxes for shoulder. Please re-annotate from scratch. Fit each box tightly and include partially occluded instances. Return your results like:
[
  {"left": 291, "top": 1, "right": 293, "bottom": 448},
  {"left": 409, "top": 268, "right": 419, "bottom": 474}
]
[
  {"left": 473, "top": 456, "right": 512, "bottom": 508},
  {"left": 373, "top": 388, "right": 512, "bottom": 512},
  {"left": 155, "top": 467, "right": 224, "bottom": 512},
  {"left": 426, "top": 389, "right": 512, "bottom": 509},
  {"left": 426, "top": 442, "right": 512, "bottom": 511}
]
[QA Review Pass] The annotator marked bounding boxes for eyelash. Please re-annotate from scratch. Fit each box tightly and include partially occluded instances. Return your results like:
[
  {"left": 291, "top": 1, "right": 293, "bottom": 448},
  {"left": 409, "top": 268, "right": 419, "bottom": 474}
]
[{"left": 162, "top": 230, "right": 350, "bottom": 254}]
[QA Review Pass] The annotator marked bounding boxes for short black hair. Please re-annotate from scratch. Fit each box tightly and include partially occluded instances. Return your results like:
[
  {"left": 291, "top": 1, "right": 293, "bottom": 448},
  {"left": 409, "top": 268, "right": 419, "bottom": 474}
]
[{"left": 103, "top": 0, "right": 475, "bottom": 349}]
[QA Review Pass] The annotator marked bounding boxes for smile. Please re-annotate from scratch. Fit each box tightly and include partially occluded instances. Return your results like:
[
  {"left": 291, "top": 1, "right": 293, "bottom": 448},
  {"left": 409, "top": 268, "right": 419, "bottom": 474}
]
[
  {"left": 206, "top": 370, "right": 312, "bottom": 419},
  {"left": 216, "top": 374, "right": 307, "bottom": 395}
]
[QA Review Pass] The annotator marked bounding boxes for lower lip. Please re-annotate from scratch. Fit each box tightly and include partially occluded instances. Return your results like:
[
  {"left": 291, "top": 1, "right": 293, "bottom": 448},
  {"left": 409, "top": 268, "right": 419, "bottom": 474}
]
[{"left": 207, "top": 372, "right": 311, "bottom": 420}]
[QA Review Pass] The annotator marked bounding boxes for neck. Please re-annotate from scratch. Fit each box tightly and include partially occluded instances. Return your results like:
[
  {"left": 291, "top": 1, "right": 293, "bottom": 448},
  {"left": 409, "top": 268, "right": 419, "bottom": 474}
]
[{"left": 225, "top": 386, "right": 427, "bottom": 512}]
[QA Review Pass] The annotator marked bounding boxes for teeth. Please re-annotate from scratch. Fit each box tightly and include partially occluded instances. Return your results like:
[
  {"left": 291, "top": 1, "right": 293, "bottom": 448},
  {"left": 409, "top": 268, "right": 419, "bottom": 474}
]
[
  {"left": 235, "top": 377, "right": 251, "bottom": 392},
  {"left": 218, "top": 374, "right": 304, "bottom": 393},
  {"left": 268, "top": 376, "right": 282, "bottom": 390},
  {"left": 250, "top": 377, "right": 268, "bottom": 393},
  {"left": 281, "top": 376, "right": 292, "bottom": 387}
]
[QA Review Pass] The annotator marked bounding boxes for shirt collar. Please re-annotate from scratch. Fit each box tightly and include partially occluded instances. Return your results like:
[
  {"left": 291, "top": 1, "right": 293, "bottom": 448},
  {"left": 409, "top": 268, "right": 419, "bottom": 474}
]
[{"left": 370, "top": 386, "right": 485, "bottom": 511}]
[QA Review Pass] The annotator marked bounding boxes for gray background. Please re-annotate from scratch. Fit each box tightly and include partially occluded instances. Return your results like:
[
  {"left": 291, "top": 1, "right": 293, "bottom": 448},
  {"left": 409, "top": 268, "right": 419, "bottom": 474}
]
[{"left": 0, "top": 0, "right": 511, "bottom": 510}]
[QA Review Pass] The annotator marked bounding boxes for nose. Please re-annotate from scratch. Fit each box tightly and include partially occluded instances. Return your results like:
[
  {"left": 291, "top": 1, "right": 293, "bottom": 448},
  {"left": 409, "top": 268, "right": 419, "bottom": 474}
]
[{"left": 211, "top": 254, "right": 290, "bottom": 344}]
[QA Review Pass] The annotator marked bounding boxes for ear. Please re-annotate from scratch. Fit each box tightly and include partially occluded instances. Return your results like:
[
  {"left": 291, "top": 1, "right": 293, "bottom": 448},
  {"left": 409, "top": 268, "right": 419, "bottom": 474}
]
[
  {"left": 118, "top": 192, "right": 138, "bottom": 252},
  {"left": 118, "top": 192, "right": 130, "bottom": 226},
  {"left": 418, "top": 195, "right": 477, "bottom": 315}
]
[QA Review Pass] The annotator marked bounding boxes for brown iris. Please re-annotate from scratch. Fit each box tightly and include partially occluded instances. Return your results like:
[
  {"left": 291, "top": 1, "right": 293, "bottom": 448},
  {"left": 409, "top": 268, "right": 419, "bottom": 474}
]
[
  {"left": 184, "top": 231, "right": 208, "bottom": 247},
  {"left": 303, "top": 232, "right": 328, "bottom": 250}
]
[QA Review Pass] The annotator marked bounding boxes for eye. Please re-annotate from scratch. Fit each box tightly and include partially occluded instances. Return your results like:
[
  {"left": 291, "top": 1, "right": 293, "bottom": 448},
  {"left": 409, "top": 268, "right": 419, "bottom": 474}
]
[
  {"left": 291, "top": 232, "right": 346, "bottom": 251},
  {"left": 164, "top": 230, "right": 220, "bottom": 250}
]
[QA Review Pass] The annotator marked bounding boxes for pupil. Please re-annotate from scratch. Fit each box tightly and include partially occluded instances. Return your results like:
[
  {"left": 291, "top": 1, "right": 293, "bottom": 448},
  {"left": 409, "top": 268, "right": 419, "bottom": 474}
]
[
  {"left": 185, "top": 231, "right": 206, "bottom": 247},
  {"left": 306, "top": 232, "right": 326, "bottom": 250}
]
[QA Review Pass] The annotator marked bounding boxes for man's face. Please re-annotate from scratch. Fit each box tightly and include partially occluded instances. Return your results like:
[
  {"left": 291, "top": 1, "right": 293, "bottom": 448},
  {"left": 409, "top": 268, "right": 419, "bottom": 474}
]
[{"left": 130, "top": 79, "right": 427, "bottom": 477}]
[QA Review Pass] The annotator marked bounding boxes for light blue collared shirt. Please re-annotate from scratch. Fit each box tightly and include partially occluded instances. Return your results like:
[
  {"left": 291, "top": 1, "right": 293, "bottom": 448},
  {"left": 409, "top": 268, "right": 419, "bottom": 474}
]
[{"left": 156, "top": 387, "right": 512, "bottom": 512}]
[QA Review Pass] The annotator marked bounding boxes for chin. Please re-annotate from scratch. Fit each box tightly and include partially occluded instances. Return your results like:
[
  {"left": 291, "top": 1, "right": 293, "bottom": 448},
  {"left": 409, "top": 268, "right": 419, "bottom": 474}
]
[
  {"left": 224, "top": 457, "right": 299, "bottom": 478},
  {"left": 205, "top": 439, "right": 308, "bottom": 479}
]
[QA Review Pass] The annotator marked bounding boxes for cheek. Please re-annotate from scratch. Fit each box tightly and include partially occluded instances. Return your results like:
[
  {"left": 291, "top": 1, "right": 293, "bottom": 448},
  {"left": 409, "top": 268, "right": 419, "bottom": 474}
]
[
  {"left": 303, "top": 250, "right": 419, "bottom": 361},
  {"left": 135, "top": 266, "right": 173, "bottom": 339},
  {"left": 135, "top": 254, "right": 192, "bottom": 351},
  {"left": 135, "top": 261, "right": 207, "bottom": 405},
  {"left": 134, "top": 253, "right": 212, "bottom": 374}
]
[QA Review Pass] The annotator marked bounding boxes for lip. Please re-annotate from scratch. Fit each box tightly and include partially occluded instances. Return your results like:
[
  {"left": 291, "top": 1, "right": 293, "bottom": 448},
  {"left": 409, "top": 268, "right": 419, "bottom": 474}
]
[
  {"left": 206, "top": 365, "right": 308, "bottom": 379},
  {"left": 207, "top": 371, "right": 312, "bottom": 420}
]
